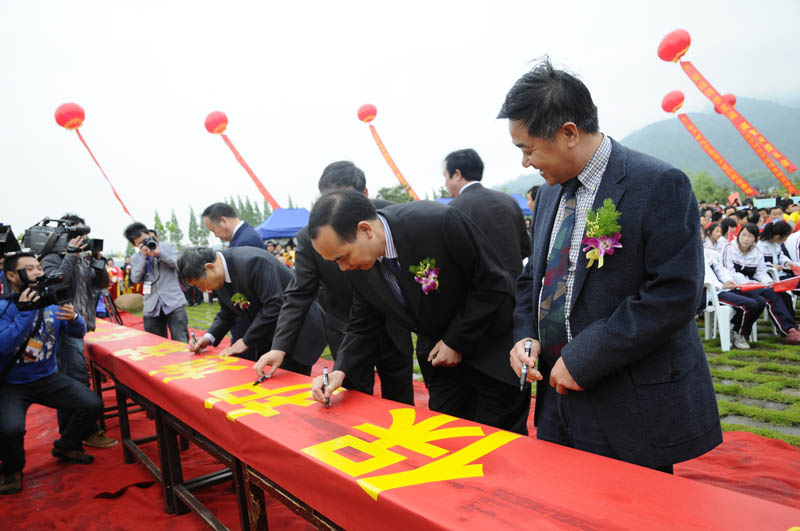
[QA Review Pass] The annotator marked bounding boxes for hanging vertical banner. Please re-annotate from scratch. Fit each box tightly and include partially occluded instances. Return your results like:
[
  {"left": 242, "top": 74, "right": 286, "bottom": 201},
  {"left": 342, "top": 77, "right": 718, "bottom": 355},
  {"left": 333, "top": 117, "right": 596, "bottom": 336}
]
[
  {"left": 679, "top": 61, "right": 798, "bottom": 175},
  {"left": 357, "top": 104, "right": 420, "bottom": 201},
  {"left": 661, "top": 91, "right": 757, "bottom": 196},
  {"left": 204, "top": 111, "right": 281, "bottom": 211},
  {"left": 54, "top": 103, "right": 136, "bottom": 221}
]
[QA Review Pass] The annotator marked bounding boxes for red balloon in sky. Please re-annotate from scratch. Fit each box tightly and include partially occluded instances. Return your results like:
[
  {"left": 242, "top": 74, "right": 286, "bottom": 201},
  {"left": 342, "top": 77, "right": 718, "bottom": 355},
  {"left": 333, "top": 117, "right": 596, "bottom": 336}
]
[
  {"left": 55, "top": 103, "right": 85, "bottom": 130},
  {"left": 714, "top": 93, "right": 737, "bottom": 114},
  {"left": 357, "top": 104, "right": 377, "bottom": 123},
  {"left": 661, "top": 90, "right": 685, "bottom": 113},
  {"left": 657, "top": 29, "right": 691, "bottom": 62},
  {"left": 205, "top": 111, "right": 228, "bottom": 134}
]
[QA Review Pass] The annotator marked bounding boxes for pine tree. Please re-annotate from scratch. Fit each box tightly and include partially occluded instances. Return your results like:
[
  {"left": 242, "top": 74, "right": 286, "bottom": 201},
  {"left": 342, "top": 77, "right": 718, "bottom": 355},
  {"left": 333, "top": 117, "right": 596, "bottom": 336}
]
[
  {"left": 153, "top": 211, "right": 166, "bottom": 238},
  {"left": 287, "top": 196, "right": 294, "bottom": 209},
  {"left": 252, "top": 199, "right": 262, "bottom": 223},
  {"left": 244, "top": 197, "right": 257, "bottom": 226},
  {"left": 188, "top": 205, "right": 201, "bottom": 246},
  {"left": 166, "top": 209, "right": 184, "bottom": 248},
  {"left": 236, "top": 196, "right": 246, "bottom": 219},
  {"left": 125, "top": 241, "right": 135, "bottom": 257},
  {"left": 262, "top": 199, "right": 272, "bottom": 220}
]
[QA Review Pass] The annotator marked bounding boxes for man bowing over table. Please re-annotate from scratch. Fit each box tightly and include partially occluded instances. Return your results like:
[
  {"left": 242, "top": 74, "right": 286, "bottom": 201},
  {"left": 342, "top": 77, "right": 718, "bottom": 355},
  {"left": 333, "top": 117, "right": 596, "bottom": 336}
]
[
  {"left": 503, "top": 58, "right": 721, "bottom": 472},
  {"left": 178, "top": 246, "right": 326, "bottom": 374}
]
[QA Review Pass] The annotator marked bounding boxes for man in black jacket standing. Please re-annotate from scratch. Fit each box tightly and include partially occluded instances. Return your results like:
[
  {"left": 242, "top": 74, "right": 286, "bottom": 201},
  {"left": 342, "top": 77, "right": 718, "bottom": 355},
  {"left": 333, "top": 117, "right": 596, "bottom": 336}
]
[
  {"left": 254, "top": 161, "right": 414, "bottom": 405},
  {"left": 179, "top": 246, "right": 326, "bottom": 372},
  {"left": 309, "top": 191, "right": 529, "bottom": 434},
  {"left": 444, "top": 149, "right": 530, "bottom": 282}
]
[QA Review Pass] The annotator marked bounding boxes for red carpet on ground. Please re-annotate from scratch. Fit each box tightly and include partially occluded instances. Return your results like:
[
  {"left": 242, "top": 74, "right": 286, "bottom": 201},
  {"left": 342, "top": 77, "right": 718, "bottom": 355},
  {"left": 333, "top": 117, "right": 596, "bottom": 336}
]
[{"left": 1, "top": 313, "right": 799, "bottom": 530}]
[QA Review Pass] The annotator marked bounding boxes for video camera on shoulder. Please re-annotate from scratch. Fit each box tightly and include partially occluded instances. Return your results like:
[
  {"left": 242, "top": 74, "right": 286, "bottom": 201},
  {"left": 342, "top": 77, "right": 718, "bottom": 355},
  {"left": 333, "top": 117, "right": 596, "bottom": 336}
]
[
  {"left": 14, "top": 270, "right": 74, "bottom": 311},
  {"left": 0, "top": 224, "right": 21, "bottom": 256},
  {"left": 23, "top": 218, "right": 92, "bottom": 257}
]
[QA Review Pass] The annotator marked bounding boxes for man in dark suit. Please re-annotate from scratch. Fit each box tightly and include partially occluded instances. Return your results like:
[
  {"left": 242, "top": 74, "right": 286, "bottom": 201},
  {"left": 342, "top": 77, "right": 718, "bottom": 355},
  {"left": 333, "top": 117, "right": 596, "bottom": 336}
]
[
  {"left": 502, "top": 58, "right": 721, "bottom": 471},
  {"left": 254, "top": 161, "right": 414, "bottom": 405},
  {"left": 308, "top": 190, "right": 529, "bottom": 434},
  {"left": 178, "top": 246, "right": 326, "bottom": 372},
  {"left": 444, "top": 148, "right": 530, "bottom": 281},
  {"left": 202, "top": 202, "right": 265, "bottom": 341}
]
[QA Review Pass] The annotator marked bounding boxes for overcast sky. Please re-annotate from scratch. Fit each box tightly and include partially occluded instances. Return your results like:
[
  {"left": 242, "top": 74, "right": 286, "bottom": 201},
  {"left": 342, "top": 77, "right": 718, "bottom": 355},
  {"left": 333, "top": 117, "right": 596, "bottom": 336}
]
[{"left": 1, "top": 0, "right": 798, "bottom": 253}]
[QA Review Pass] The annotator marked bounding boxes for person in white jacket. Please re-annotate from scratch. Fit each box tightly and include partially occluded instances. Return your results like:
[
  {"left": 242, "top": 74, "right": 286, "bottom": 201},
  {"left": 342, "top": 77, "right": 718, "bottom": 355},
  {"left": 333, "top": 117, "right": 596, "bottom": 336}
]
[{"left": 722, "top": 223, "right": 800, "bottom": 345}]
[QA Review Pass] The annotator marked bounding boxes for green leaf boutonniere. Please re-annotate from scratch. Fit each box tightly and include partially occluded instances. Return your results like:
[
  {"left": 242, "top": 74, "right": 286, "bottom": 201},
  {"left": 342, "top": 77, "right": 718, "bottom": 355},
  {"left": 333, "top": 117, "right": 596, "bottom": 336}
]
[
  {"left": 582, "top": 198, "right": 622, "bottom": 269},
  {"left": 231, "top": 292, "right": 251, "bottom": 310}
]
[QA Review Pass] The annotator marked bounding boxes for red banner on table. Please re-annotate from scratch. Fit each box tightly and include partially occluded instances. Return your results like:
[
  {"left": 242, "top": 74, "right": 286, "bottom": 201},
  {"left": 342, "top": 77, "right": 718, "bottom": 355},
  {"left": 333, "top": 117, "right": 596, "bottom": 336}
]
[
  {"left": 680, "top": 62, "right": 798, "bottom": 186},
  {"left": 677, "top": 114, "right": 757, "bottom": 196},
  {"left": 83, "top": 320, "right": 800, "bottom": 530}
]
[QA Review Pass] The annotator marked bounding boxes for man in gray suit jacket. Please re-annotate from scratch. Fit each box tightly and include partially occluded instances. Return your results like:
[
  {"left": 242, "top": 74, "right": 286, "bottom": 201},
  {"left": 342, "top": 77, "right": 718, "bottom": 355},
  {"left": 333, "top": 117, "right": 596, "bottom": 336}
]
[
  {"left": 444, "top": 148, "right": 530, "bottom": 282},
  {"left": 502, "top": 59, "right": 721, "bottom": 471},
  {"left": 124, "top": 223, "right": 188, "bottom": 343}
]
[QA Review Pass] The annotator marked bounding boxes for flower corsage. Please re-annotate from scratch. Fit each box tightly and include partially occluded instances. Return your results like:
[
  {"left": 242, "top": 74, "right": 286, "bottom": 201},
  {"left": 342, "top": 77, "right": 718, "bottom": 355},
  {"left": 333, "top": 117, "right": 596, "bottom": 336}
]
[
  {"left": 582, "top": 198, "right": 622, "bottom": 269},
  {"left": 231, "top": 292, "right": 251, "bottom": 310},
  {"left": 409, "top": 258, "right": 440, "bottom": 295}
]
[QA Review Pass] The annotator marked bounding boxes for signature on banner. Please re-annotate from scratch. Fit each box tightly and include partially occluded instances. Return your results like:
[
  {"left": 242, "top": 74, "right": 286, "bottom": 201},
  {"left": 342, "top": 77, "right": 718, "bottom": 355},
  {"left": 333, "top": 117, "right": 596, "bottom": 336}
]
[
  {"left": 148, "top": 356, "right": 249, "bottom": 383},
  {"left": 302, "top": 408, "right": 520, "bottom": 500},
  {"left": 203, "top": 381, "right": 343, "bottom": 421},
  {"left": 113, "top": 342, "right": 188, "bottom": 362},
  {"left": 86, "top": 325, "right": 147, "bottom": 343}
]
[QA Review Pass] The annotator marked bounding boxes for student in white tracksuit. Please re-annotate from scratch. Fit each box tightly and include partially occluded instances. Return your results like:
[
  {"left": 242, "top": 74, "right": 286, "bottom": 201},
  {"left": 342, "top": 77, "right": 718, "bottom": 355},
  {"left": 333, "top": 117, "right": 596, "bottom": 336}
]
[{"left": 722, "top": 223, "right": 800, "bottom": 345}]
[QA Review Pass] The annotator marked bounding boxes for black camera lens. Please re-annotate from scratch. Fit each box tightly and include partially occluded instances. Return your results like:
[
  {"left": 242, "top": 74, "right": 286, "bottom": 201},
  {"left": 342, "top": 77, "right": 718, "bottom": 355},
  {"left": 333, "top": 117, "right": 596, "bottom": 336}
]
[{"left": 143, "top": 237, "right": 158, "bottom": 250}]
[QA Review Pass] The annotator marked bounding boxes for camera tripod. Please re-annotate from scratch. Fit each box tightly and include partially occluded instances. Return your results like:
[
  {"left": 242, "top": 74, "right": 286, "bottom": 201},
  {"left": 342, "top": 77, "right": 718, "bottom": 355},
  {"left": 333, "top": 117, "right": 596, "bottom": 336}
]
[{"left": 98, "top": 288, "right": 123, "bottom": 325}]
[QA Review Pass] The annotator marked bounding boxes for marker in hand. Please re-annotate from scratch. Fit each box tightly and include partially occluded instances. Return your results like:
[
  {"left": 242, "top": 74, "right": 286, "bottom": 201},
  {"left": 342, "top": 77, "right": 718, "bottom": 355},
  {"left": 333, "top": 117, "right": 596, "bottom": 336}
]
[
  {"left": 253, "top": 372, "right": 268, "bottom": 386},
  {"left": 520, "top": 339, "right": 532, "bottom": 391},
  {"left": 323, "top": 367, "right": 330, "bottom": 408}
]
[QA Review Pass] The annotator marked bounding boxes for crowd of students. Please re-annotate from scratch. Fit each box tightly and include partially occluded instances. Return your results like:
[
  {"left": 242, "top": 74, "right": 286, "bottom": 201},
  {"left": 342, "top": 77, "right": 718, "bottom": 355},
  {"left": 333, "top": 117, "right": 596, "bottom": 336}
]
[{"left": 701, "top": 197, "right": 800, "bottom": 348}]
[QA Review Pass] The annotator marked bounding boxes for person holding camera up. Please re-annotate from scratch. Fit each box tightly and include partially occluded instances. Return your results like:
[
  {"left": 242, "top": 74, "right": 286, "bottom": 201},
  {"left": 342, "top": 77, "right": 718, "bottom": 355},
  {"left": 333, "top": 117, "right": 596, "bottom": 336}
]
[
  {"left": 40, "top": 214, "right": 115, "bottom": 449},
  {"left": 123, "top": 222, "right": 189, "bottom": 343},
  {"left": 0, "top": 253, "right": 103, "bottom": 495}
]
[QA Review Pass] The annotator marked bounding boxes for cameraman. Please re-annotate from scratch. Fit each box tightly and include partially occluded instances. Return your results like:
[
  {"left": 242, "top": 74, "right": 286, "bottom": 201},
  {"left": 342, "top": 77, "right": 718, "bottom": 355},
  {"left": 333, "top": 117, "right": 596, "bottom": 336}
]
[
  {"left": 123, "top": 223, "right": 189, "bottom": 342},
  {"left": 40, "top": 214, "right": 115, "bottom": 449},
  {"left": 0, "top": 253, "right": 103, "bottom": 495}
]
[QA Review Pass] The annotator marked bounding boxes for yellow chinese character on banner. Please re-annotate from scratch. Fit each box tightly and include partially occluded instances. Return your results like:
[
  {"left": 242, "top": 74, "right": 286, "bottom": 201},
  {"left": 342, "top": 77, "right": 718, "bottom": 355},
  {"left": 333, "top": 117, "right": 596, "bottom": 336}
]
[
  {"left": 87, "top": 328, "right": 147, "bottom": 343},
  {"left": 148, "top": 356, "right": 248, "bottom": 383},
  {"left": 113, "top": 341, "right": 187, "bottom": 361},
  {"left": 205, "top": 382, "right": 329, "bottom": 420},
  {"left": 302, "top": 408, "right": 520, "bottom": 500}
]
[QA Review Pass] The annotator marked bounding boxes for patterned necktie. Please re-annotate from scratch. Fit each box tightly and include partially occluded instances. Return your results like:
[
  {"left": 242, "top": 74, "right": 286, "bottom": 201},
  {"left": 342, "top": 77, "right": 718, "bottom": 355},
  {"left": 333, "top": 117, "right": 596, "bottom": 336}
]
[
  {"left": 380, "top": 258, "right": 406, "bottom": 307},
  {"left": 538, "top": 178, "right": 580, "bottom": 364}
]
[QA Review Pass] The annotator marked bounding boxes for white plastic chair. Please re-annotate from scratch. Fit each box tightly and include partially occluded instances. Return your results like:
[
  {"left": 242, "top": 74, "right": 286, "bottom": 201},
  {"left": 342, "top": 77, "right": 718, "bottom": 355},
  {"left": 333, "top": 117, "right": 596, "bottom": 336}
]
[{"left": 704, "top": 282, "right": 757, "bottom": 351}]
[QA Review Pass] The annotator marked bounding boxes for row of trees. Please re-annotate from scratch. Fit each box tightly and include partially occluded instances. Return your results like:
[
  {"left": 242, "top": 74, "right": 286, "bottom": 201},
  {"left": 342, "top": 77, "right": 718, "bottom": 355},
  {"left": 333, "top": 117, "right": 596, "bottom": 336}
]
[
  {"left": 125, "top": 195, "right": 272, "bottom": 255},
  {"left": 690, "top": 171, "right": 800, "bottom": 204}
]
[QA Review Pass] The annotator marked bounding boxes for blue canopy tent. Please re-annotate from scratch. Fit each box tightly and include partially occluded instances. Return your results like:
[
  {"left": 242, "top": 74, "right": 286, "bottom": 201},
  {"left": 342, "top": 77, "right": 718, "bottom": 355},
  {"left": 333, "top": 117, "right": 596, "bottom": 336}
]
[
  {"left": 510, "top": 193, "right": 532, "bottom": 216},
  {"left": 255, "top": 208, "right": 309, "bottom": 239}
]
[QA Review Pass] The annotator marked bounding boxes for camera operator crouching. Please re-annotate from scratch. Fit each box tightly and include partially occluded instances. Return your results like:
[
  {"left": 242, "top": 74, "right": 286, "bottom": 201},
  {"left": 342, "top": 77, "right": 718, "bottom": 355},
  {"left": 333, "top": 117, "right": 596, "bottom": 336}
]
[
  {"left": 0, "top": 253, "right": 103, "bottom": 495},
  {"left": 123, "top": 223, "right": 189, "bottom": 343},
  {"left": 36, "top": 214, "right": 117, "bottom": 449}
]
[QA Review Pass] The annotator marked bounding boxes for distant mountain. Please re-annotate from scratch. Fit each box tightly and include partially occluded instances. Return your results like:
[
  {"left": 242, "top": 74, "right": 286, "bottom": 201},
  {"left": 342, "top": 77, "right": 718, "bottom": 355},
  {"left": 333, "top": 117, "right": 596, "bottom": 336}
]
[
  {"left": 491, "top": 172, "right": 545, "bottom": 196},
  {"left": 621, "top": 97, "right": 800, "bottom": 190}
]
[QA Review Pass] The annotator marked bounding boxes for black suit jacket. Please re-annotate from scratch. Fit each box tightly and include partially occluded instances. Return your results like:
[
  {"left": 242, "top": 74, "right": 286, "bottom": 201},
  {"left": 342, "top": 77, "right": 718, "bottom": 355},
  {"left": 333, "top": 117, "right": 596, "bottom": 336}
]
[
  {"left": 271, "top": 199, "right": 410, "bottom": 356},
  {"left": 449, "top": 182, "right": 530, "bottom": 282},
  {"left": 206, "top": 247, "right": 326, "bottom": 365},
  {"left": 335, "top": 201, "right": 519, "bottom": 387},
  {"left": 230, "top": 221, "right": 264, "bottom": 249},
  {"left": 515, "top": 138, "right": 721, "bottom": 467}
]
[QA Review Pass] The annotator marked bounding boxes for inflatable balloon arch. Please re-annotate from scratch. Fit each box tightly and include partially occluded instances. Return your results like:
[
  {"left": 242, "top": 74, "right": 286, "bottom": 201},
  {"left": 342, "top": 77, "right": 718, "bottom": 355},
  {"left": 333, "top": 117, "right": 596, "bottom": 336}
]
[{"left": 658, "top": 29, "right": 798, "bottom": 196}]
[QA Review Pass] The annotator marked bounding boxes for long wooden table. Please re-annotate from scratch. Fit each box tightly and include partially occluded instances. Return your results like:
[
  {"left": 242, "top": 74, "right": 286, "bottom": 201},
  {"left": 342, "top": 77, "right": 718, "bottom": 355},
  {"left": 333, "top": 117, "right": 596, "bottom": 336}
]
[{"left": 85, "top": 320, "right": 800, "bottom": 530}]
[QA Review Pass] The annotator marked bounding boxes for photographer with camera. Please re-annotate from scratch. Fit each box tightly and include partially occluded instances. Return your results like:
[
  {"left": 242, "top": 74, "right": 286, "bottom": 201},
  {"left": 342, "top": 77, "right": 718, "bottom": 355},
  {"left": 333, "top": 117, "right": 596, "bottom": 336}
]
[
  {"left": 37, "top": 214, "right": 115, "bottom": 449},
  {"left": 0, "top": 253, "right": 103, "bottom": 495},
  {"left": 123, "top": 222, "right": 189, "bottom": 343}
]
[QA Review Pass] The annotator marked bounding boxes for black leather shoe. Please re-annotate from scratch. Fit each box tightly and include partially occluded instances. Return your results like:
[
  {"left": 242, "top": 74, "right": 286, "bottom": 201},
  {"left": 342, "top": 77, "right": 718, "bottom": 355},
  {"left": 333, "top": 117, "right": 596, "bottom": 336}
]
[{"left": 51, "top": 447, "right": 94, "bottom": 464}]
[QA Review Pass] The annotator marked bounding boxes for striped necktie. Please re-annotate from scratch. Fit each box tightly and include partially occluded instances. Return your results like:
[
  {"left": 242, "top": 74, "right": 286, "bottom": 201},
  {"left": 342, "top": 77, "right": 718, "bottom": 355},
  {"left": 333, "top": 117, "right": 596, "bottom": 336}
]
[
  {"left": 380, "top": 257, "right": 406, "bottom": 307},
  {"left": 538, "top": 178, "right": 580, "bottom": 365}
]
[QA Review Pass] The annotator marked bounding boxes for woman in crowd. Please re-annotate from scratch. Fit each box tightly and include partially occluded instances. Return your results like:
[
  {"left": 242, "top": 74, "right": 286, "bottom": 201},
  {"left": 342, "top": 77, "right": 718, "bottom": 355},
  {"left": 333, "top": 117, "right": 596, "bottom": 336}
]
[
  {"left": 757, "top": 220, "right": 798, "bottom": 275},
  {"left": 722, "top": 223, "right": 800, "bottom": 345},
  {"left": 704, "top": 223, "right": 726, "bottom": 253},
  {"left": 720, "top": 217, "right": 738, "bottom": 243}
]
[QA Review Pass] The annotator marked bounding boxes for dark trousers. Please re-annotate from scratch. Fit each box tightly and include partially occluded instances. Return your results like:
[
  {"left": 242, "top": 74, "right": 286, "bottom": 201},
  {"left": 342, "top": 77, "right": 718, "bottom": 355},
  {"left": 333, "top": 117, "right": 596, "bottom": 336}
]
[
  {"left": 343, "top": 330, "right": 414, "bottom": 406},
  {"left": 753, "top": 287, "right": 797, "bottom": 335},
  {"left": 0, "top": 372, "right": 103, "bottom": 473},
  {"left": 427, "top": 362, "right": 530, "bottom": 435},
  {"left": 143, "top": 306, "right": 189, "bottom": 343},
  {"left": 536, "top": 381, "right": 673, "bottom": 474},
  {"left": 717, "top": 290, "right": 766, "bottom": 336},
  {"left": 56, "top": 335, "right": 96, "bottom": 435}
]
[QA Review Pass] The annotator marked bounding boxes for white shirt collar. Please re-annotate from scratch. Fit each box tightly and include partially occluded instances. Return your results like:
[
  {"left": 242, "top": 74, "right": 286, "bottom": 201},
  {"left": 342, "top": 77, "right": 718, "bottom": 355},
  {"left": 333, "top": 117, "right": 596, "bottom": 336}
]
[
  {"left": 231, "top": 220, "right": 245, "bottom": 240},
  {"left": 459, "top": 181, "right": 480, "bottom": 194},
  {"left": 377, "top": 214, "right": 398, "bottom": 261},
  {"left": 217, "top": 252, "right": 232, "bottom": 283}
]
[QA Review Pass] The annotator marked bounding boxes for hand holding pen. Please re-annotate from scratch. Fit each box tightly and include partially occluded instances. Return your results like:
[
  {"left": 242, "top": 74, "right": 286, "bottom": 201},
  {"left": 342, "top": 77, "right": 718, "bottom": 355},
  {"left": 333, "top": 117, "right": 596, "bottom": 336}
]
[
  {"left": 511, "top": 337, "right": 542, "bottom": 389},
  {"left": 323, "top": 367, "right": 330, "bottom": 408},
  {"left": 520, "top": 339, "right": 532, "bottom": 391}
]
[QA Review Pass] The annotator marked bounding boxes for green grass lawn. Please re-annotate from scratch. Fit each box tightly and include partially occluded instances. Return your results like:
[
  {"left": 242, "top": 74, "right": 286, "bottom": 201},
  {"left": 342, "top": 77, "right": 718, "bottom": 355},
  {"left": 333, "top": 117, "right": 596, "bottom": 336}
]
[{"left": 178, "top": 301, "right": 800, "bottom": 447}]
